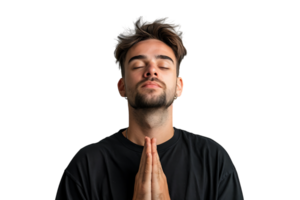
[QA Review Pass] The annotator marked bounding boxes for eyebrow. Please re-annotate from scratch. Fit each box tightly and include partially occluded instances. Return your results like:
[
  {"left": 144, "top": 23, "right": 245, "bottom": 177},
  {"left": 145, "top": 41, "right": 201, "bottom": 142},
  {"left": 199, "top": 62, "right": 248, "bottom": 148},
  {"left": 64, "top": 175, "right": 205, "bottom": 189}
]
[{"left": 128, "top": 55, "right": 174, "bottom": 64}]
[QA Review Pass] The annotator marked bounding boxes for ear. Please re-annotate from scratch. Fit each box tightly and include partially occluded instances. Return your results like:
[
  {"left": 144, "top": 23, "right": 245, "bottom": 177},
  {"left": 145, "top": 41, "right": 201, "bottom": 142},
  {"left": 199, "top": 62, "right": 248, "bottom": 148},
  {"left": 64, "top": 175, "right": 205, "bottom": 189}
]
[
  {"left": 176, "top": 77, "right": 183, "bottom": 97},
  {"left": 117, "top": 78, "right": 126, "bottom": 97}
]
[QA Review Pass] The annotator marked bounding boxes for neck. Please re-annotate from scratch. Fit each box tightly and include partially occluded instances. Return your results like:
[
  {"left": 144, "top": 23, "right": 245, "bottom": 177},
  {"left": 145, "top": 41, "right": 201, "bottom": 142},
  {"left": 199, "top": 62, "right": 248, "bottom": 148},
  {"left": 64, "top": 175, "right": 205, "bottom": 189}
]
[{"left": 125, "top": 104, "right": 174, "bottom": 146}]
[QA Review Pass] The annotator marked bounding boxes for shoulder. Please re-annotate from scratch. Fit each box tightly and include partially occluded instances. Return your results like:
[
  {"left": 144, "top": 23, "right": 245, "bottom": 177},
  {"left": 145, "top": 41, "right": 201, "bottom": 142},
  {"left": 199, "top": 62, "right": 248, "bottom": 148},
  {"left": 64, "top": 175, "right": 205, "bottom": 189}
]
[
  {"left": 178, "top": 128, "right": 236, "bottom": 174},
  {"left": 179, "top": 128, "right": 228, "bottom": 153},
  {"left": 65, "top": 132, "right": 119, "bottom": 174}
]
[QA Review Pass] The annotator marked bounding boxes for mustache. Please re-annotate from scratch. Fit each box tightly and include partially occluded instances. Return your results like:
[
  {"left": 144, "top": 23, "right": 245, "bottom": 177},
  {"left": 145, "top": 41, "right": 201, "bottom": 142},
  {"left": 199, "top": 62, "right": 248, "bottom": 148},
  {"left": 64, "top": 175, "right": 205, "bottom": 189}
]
[{"left": 137, "top": 77, "right": 166, "bottom": 89}]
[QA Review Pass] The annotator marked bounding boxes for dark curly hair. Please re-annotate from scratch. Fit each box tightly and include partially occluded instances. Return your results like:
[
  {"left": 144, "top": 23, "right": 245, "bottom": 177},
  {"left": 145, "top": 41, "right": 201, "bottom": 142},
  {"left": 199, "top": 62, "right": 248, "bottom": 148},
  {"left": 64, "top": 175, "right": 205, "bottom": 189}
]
[{"left": 111, "top": 15, "right": 190, "bottom": 78}]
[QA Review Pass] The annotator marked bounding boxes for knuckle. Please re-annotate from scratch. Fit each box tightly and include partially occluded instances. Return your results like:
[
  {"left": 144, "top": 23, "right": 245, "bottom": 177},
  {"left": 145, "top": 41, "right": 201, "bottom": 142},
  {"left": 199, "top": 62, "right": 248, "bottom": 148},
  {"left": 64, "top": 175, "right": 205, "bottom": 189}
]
[
  {"left": 163, "top": 174, "right": 167, "bottom": 180},
  {"left": 144, "top": 168, "right": 151, "bottom": 174},
  {"left": 135, "top": 172, "right": 140, "bottom": 180}
]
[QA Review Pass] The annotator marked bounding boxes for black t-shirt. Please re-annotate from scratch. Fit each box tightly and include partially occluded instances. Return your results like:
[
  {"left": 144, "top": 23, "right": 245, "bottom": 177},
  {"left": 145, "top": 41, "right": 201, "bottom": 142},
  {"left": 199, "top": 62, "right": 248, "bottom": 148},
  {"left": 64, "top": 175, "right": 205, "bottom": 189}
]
[{"left": 55, "top": 127, "right": 244, "bottom": 200}]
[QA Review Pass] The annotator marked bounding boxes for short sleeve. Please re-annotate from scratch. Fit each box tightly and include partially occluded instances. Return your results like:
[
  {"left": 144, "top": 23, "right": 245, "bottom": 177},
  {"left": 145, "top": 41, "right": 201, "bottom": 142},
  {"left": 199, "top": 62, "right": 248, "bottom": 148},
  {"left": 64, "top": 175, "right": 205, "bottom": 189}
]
[
  {"left": 218, "top": 170, "right": 244, "bottom": 200},
  {"left": 55, "top": 170, "right": 88, "bottom": 200}
]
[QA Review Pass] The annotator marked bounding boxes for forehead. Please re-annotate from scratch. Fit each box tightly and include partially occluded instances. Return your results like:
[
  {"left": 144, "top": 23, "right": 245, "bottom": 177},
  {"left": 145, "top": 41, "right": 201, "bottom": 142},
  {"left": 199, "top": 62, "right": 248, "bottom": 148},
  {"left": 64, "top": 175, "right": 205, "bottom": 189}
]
[{"left": 125, "top": 39, "right": 176, "bottom": 64}]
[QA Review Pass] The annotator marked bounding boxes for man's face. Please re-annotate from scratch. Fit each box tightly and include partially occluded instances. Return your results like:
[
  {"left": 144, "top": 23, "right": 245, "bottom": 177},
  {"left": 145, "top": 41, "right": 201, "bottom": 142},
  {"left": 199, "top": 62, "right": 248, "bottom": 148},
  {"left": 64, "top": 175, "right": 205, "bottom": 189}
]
[{"left": 119, "top": 39, "right": 181, "bottom": 110}]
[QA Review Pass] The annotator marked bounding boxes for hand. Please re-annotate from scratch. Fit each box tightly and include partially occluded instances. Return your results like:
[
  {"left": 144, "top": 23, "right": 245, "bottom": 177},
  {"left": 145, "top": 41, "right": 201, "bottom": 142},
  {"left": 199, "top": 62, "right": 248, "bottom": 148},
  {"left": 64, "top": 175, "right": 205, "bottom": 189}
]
[
  {"left": 151, "top": 138, "right": 171, "bottom": 200},
  {"left": 132, "top": 137, "right": 152, "bottom": 200},
  {"left": 132, "top": 137, "right": 171, "bottom": 200}
]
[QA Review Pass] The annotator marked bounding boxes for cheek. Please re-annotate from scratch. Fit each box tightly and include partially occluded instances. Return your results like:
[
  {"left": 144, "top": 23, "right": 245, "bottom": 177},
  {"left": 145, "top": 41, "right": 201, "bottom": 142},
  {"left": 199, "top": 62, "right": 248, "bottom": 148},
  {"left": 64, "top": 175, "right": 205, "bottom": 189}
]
[
  {"left": 165, "top": 86, "right": 176, "bottom": 100},
  {"left": 125, "top": 76, "right": 140, "bottom": 93}
]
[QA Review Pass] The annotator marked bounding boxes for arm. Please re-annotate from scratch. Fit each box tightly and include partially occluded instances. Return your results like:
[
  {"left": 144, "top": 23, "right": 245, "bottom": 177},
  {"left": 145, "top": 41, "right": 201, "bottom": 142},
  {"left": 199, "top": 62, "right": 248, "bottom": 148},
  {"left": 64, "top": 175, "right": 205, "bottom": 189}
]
[
  {"left": 218, "top": 170, "right": 244, "bottom": 200},
  {"left": 55, "top": 170, "right": 87, "bottom": 200}
]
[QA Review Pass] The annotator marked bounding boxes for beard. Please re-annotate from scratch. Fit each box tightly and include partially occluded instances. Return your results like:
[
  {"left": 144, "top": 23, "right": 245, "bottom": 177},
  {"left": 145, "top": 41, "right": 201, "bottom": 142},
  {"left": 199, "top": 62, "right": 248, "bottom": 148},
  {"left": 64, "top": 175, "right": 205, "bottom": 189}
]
[{"left": 128, "top": 88, "right": 175, "bottom": 110}]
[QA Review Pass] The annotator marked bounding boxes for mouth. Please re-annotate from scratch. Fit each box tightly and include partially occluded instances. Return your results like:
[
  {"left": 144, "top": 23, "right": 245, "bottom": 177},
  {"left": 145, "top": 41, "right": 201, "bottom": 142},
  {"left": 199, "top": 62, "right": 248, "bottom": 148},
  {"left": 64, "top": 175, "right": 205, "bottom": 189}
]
[
  {"left": 142, "top": 81, "right": 161, "bottom": 88},
  {"left": 142, "top": 84, "right": 161, "bottom": 88}
]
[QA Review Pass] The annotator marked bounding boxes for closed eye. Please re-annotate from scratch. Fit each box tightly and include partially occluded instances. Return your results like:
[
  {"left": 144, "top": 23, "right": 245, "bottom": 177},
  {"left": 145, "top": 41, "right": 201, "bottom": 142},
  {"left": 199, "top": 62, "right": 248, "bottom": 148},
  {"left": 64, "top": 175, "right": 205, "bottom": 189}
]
[{"left": 133, "top": 67, "right": 168, "bottom": 69}]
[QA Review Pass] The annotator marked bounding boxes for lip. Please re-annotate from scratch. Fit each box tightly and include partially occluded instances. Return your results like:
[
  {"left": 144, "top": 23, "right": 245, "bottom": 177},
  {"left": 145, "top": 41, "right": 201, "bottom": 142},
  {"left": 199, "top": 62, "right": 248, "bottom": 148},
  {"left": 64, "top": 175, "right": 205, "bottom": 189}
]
[
  {"left": 141, "top": 81, "right": 162, "bottom": 88},
  {"left": 143, "top": 84, "right": 160, "bottom": 88}
]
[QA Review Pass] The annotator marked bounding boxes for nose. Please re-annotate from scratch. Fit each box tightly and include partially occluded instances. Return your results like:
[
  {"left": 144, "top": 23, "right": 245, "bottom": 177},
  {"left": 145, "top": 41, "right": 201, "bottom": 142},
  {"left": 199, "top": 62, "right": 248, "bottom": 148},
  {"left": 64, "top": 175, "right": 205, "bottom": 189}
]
[{"left": 144, "top": 62, "right": 158, "bottom": 79}]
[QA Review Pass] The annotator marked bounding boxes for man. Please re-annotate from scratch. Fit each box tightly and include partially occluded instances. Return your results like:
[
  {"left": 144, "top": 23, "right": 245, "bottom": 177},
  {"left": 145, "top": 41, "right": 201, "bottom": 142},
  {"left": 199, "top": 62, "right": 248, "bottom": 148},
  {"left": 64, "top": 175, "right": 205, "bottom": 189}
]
[{"left": 55, "top": 18, "right": 244, "bottom": 200}]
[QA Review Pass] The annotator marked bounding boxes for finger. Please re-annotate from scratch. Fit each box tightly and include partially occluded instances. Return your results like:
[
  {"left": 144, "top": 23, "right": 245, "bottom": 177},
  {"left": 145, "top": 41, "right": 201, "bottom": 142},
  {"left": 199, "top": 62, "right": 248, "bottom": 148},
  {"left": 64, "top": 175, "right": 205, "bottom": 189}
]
[
  {"left": 138, "top": 137, "right": 148, "bottom": 170},
  {"left": 151, "top": 138, "right": 160, "bottom": 177},
  {"left": 146, "top": 137, "right": 152, "bottom": 155},
  {"left": 142, "top": 137, "right": 152, "bottom": 182},
  {"left": 138, "top": 137, "right": 151, "bottom": 174},
  {"left": 153, "top": 138, "right": 164, "bottom": 171}
]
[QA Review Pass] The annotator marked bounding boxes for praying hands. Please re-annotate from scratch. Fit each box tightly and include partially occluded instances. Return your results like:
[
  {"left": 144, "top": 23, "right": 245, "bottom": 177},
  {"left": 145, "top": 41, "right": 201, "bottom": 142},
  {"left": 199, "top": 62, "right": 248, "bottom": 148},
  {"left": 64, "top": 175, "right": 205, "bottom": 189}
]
[{"left": 132, "top": 137, "right": 171, "bottom": 200}]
